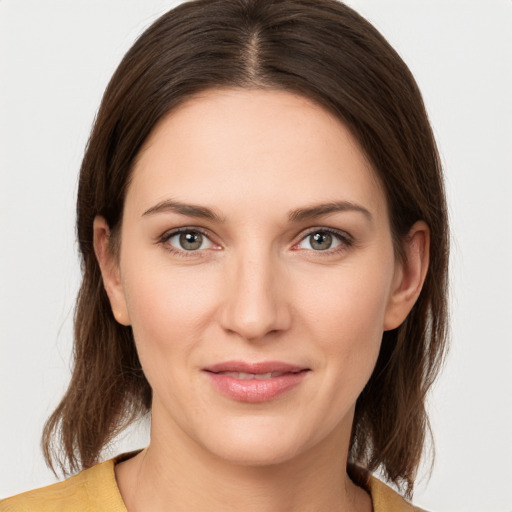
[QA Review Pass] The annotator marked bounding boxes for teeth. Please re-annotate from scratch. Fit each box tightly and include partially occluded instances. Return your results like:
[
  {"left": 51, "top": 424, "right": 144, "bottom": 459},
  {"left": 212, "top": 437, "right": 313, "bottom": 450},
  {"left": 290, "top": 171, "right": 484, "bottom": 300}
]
[
  {"left": 254, "top": 372, "right": 273, "bottom": 380},
  {"left": 218, "top": 371, "right": 284, "bottom": 380}
]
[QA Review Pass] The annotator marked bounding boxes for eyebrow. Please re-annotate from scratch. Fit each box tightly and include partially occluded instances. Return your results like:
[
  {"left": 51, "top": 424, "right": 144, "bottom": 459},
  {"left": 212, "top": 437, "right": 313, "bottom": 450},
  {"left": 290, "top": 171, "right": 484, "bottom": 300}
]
[
  {"left": 142, "top": 199, "right": 225, "bottom": 222},
  {"left": 142, "top": 199, "right": 372, "bottom": 223},
  {"left": 288, "top": 201, "right": 373, "bottom": 223}
]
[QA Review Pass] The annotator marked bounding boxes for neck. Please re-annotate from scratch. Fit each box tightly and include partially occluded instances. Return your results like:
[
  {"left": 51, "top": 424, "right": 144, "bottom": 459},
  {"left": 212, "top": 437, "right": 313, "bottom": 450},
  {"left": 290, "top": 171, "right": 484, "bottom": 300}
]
[{"left": 115, "top": 413, "right": 371, "bottom": 512}]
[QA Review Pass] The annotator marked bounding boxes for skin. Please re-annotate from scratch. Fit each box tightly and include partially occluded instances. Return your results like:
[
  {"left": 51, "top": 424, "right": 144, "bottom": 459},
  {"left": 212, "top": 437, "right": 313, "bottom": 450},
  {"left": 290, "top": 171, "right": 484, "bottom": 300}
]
[{"left": 94, "top": 88, "right": 429, "bottom": 512}]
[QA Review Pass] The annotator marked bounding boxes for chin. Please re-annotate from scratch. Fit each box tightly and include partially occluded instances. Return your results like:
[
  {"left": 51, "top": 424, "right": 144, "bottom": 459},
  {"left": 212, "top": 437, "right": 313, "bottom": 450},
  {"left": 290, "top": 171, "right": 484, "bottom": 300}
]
[
  {"left": 190, "top": 414, "right": 332, "bottom": 469},
  {"left": 208, "top": 438, "right": 305, "bottom": 468}
]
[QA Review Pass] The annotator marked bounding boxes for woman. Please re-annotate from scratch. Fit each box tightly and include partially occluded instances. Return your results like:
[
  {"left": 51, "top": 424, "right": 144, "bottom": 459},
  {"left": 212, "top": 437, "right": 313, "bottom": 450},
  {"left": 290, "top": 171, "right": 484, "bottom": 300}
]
[{"left": 1, "top": 0, "right": 448, "bottom": 510}]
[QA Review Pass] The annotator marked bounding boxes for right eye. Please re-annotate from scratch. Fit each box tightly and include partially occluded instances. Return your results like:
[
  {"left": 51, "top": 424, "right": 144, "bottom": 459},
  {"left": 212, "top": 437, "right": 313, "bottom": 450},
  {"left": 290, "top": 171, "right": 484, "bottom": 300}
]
[{"left": 164, "top": 229, "right": 216, "bottom": 252}]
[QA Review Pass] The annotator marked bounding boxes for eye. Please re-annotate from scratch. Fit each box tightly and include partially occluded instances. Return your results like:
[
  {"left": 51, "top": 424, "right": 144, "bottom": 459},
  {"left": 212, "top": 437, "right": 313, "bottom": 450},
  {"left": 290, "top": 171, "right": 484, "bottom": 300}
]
[
  {"left": 165, "top": 229, "right": 215, "bottom": 251},
  {"left": 295, "top": 229, "right": 350, "bottom": 252}
]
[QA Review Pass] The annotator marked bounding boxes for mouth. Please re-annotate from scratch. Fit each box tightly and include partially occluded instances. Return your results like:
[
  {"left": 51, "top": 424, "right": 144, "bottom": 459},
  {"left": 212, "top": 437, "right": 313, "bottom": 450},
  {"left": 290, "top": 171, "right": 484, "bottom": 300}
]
[
  {"left": 212, "top": 371, "right": 296, "bottom": 380},
  {"left": 203, "top": 361, "right": 310, "bottom": 403}
]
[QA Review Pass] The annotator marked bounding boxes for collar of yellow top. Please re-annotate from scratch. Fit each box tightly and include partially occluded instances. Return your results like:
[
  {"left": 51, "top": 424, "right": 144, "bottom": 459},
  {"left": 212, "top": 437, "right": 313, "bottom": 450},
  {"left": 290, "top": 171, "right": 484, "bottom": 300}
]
[
  {"left": 105, "top": 453, "right": 418, "bottom": 512},
  {"left": 3, "top": 453, "right": 418, "bottom": 512},
  {"left": 348, "top": 463, "right": 419, "bottom": 511},
  {"left": 366, "top": 475, "right": 419, "bottom": 511}
]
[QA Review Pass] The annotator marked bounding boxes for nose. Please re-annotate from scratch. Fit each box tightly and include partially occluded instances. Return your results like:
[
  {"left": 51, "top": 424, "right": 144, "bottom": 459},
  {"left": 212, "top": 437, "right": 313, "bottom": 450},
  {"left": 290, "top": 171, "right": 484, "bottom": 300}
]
[{"left": 219, "top": 250, "right": 291, "bottom": 342}]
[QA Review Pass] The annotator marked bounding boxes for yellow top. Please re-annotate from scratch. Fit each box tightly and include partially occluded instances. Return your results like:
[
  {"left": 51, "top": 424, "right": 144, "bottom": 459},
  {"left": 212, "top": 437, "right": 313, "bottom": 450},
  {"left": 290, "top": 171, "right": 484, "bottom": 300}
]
[{"left": 0, "top": 456, "right": 423, "bottom": 512}]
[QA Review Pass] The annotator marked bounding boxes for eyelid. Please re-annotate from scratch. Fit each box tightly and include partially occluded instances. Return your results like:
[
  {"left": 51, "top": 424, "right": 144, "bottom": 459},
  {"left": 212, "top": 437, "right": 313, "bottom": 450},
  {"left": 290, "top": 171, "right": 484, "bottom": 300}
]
[
  {"left": 160, "top": 226, "right": 212, "bottom": 241},
  {"left": 292, "top": 227, "right": 354, "bottom": 252},
  {"left": 157, "top": 225, "right": 354, "bottom": 257},
  {"left": 158, "top": 226, "right": 221, "bottom": 256}
]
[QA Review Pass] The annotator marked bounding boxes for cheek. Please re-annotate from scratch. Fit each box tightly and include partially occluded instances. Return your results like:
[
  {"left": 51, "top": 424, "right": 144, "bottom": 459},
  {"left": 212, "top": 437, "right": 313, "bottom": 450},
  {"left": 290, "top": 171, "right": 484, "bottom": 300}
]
[
  {"left": 296, "top": 256, "right": 395, "bottom": 384},
  {"left": 301, "top": 261, "right": 394, "bottom": 340},
  {"left": 120, "top": 258, "right": 221, "bottom": 370}
]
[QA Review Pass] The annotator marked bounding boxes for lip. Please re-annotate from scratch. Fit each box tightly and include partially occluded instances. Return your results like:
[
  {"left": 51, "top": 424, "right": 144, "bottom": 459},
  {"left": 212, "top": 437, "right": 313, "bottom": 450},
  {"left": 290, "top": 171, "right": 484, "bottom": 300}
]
[{"left": 203, "top": 361, "right": 310, "bottom": 403}]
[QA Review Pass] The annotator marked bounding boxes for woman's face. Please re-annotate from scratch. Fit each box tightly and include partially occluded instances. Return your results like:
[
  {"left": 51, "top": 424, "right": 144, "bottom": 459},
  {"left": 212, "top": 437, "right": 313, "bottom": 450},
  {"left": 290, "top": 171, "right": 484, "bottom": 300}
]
[{"left": 100, "top": 89, "right": 411, "bottom": 466}]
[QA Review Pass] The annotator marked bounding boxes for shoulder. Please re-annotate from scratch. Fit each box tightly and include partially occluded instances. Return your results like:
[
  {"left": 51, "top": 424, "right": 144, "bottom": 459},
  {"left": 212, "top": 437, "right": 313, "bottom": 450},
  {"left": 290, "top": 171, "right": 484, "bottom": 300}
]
[
  {"left": 349, "top": 465, "right": 428, "bottom": 512},
  {"left": 367, "top": 475, "right": 428, "bottom": 512},
  {"left": 0, "top": 459, "right": 126, "bottom": 512}
]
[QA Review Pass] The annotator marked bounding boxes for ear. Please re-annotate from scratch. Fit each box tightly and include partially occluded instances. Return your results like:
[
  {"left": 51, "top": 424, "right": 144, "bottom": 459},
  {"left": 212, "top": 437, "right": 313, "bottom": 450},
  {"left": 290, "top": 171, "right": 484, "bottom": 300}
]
[
  {"left": 383, "top": 221, "right": 430, "bottom": 331},
  {"left": 93, "top": 216, "right": 131, "bottom": 326}
]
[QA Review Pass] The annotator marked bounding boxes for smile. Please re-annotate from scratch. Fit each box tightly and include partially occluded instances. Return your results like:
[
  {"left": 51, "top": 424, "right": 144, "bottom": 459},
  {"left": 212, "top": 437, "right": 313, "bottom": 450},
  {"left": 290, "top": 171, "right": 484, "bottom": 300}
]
[
  {"left": 215, "top": 371, "right": 294, "bottom": 380},
  {"left": 203, "top": 361, "right": 310, "bottom": 403}
]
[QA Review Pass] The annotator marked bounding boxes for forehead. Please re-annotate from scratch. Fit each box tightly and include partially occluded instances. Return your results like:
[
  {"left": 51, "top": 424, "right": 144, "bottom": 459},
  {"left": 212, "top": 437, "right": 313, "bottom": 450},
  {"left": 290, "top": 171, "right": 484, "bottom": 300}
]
[{"left": 128, "top": 88, "right": 387, "bottom": 221}]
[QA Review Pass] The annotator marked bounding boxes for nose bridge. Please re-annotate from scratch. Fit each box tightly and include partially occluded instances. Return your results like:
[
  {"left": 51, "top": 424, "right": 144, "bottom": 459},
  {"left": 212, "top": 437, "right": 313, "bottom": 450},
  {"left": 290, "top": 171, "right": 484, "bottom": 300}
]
[{"left": 221, "top": 243, "right": 289, "bottom": 340}]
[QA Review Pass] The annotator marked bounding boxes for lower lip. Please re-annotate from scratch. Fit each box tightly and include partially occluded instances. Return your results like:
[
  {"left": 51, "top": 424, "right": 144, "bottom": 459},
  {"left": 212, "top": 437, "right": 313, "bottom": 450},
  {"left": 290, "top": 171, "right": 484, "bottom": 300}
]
[{"left": 204, "top": 371, "right": 309, "bottom": 403}]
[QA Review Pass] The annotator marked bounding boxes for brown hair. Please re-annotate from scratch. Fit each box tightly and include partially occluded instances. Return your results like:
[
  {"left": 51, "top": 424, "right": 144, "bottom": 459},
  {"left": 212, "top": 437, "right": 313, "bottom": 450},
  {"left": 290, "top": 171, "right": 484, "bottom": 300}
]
[{"left": 42, "top": 0, "right": 449, "bottom": 497}]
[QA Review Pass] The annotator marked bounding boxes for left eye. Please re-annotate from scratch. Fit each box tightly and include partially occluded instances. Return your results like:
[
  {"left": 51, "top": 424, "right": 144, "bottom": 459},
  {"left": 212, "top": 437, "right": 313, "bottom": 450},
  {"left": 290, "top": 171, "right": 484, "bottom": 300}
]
[
  {"left": 166, "top": 230, "right": 215, "bottom": 251},
  {"left": 296, "top": 230, "right": 344, "bottom": 251}
]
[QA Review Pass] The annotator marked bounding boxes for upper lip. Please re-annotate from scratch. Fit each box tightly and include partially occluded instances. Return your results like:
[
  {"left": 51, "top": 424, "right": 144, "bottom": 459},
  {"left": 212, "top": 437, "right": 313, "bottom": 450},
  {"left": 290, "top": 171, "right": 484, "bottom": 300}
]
[{"left": 203, "top": 361, "right": 307, "bottom": 374}]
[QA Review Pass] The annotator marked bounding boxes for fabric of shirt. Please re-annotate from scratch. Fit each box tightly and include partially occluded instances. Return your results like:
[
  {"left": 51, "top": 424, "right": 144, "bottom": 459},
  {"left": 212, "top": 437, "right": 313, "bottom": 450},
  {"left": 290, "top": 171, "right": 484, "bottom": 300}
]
[{"left": 0, "top": 455, "right": 424, "bottom": 512}]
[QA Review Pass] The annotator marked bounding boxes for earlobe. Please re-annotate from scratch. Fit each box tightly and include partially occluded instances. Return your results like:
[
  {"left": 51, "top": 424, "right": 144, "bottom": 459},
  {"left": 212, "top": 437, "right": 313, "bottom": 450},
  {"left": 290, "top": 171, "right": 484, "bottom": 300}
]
[
  {"left": 93, "top": 216, "right": 131, "bottom": 326},
  {"left": 383, "top": 221, "right": 430, "bottom": 331}
]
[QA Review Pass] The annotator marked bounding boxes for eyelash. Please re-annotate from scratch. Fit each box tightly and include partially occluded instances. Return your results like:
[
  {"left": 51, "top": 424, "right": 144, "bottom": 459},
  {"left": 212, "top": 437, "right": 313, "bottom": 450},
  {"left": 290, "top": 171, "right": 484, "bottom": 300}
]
[
  {"left": 158, "top": 227, "right": 217, "bottom": 258},
  {"left": 294, "top": 227, "right": 354, "bottom": 255},
  {"left": 157, "top": 226, "right": 354, "bottom": 258}
]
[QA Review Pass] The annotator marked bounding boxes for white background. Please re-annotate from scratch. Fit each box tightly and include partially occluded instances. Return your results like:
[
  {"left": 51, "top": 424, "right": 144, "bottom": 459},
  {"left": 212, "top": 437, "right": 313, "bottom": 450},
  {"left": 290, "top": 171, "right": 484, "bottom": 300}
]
[{"left": 1, "top": 1, "right": 511, "bottom": 510}]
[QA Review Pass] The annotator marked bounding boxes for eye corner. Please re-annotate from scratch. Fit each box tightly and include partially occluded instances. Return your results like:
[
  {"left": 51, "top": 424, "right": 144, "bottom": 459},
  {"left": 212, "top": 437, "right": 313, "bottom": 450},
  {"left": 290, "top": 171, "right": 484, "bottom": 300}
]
[
  {"left": 292, "top": 227, "right": 354, "bottom": 254},
  {"left": 158, "top": 226, "right": 221, "bottom": 257}
]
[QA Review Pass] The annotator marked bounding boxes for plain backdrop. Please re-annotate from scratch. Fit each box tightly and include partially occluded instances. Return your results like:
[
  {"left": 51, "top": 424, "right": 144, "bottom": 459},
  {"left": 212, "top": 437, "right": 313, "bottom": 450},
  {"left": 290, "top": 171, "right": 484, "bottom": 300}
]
[{"left": 1, "top": 1, "right": 511, "bottom": 511}]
